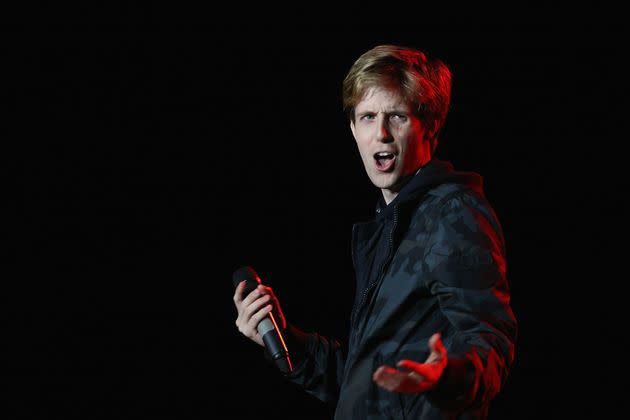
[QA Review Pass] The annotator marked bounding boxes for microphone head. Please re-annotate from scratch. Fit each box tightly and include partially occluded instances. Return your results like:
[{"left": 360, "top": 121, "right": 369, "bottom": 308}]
[{"left": 232, "top": 265, "right": 262, "bottom": 296}]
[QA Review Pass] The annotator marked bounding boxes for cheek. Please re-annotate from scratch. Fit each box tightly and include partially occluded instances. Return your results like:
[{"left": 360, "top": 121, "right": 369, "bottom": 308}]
[
  {"left": 354, "top": 133, "right": 371, "bottom": 153},
  {"left": 357, "top": 143, "right": 371, "bottom": 160},
  {"left": 353, "top": 126, "right": 368, "bottom": 143},
  {"left": 399, "top": 130, "right": 422, "bottom": 151}
]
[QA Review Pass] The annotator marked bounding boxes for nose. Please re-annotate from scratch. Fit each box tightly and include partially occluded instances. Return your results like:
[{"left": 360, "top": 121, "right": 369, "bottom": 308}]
[{"left": 376, "top": 117, "right": 393, "bottom": 143}]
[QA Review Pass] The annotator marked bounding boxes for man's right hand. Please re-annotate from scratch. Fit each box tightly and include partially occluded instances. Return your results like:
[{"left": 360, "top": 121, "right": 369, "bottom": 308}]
[{"left": 233, "top": 282, "right": 285, "bottom": 347}]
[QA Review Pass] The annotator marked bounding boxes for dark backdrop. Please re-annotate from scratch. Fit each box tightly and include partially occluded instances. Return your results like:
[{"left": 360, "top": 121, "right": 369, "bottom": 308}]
[{"left": 4, "top": 18, "right": 624, "bottom": 419}]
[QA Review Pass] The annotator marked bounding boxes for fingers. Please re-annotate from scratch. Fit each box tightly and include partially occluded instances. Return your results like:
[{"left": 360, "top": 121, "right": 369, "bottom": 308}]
[
  {"left": 255, "top": 284, "right": 286, "bottom": 330},
  {"left": 257, "top": 284, "right": 275, "bottom": 300},
  {"left": 372, "top": 365, "right": 404, "bottom": 392},
  {"left": 429, "top": 332, "right": 445, "bottom": 356},
  {"left": 233, "top": 279, "right": 284, "bottom": 348},
  {"left": 233, "top": 282, "right": 271, "bottom": 319},
  {"left": 237, "top": 284, "right": 268, "bottom": 311},
  {"left": 234, "top": 282, "right": 275, "bottom": 346},
  {"left": 373, "top": 333, "right": 448, "bottom": 394},
  {"left": 233, "top": 282, "right": 273, "bottom": 306},
  {"left": 235, "top": 302, "right": 272, "bottom": 346},
  {"left": 233, "top": 280, "right": 246, "bottom": 304},
  {"left": 396, "top": 359, "right": 433, "bottom": 378},
  {"left": 239, "top": 292, "right": 271, "bottom": 323},
  {"left": 246, "top": 302, "right": 273, "bottom": 329},
  {"left": 426, "top": 332, "right": 447, "bottom": 365},
  {"left": 373, "top": 364, "right": 424, "bottom": 393}
]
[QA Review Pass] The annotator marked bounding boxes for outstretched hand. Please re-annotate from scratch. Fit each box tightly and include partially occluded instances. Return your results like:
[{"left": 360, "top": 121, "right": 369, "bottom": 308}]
[{"left": 372, "top": 332, "right": 447, "bottom": 393}]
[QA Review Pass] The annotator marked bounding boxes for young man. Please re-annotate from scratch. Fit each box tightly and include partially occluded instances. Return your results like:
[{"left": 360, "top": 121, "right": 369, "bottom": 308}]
[{"left": 233, "top": 44, "right": 517, "bottom": 419}]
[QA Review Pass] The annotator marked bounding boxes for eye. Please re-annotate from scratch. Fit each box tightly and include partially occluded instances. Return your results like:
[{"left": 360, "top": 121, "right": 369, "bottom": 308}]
[
  {"left": 359, "top": 113, "right": 376, "bottom": 121},
  {"left": 390, "top": 113, "right": 408, "bottom": 122}
]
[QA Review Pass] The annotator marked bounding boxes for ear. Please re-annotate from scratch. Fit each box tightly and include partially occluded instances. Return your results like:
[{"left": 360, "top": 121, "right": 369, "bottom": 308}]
[
  {"left": 424, "top": 119, "right": 440, "bottom": 150},
  {"left": 426, "top": 118, "right": 440, "bottom": 140},
  {"left": 350, "top": 120, "right": 357, "bottom": 141}
]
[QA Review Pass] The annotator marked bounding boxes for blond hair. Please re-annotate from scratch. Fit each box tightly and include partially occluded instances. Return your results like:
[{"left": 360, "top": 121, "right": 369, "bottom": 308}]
[{"left": 342, "top": 45, "right": 452, "bottom": 140}]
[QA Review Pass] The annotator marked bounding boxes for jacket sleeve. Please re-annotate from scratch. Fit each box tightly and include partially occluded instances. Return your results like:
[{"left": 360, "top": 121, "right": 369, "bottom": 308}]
[
  {"left": 270, "top": 324, "right": 346, "bottom": 406},
  {"left": 423, "top": 192, "right": 518, "bottom": 411}
]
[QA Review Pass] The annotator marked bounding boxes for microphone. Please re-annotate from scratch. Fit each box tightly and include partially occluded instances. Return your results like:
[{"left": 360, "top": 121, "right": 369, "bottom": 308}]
[{"left": 232, "top": 266, "right": 293, "bottom": 374}]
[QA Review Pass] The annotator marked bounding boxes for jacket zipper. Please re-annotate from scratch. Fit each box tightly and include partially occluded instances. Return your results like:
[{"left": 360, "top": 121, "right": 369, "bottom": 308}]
[{"left": 351, "top": 205, "right": 398, "bottom": 330}]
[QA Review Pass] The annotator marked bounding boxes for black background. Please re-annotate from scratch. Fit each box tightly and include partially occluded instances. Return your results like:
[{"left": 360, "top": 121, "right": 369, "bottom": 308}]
[{"left": 3, "top": 13, "right": 625, "bottom": 420}]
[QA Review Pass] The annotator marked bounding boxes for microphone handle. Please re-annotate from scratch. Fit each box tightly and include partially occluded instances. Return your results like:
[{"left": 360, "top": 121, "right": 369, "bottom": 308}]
[{"left": 259, "top": 313, "right": 292, "bottom": 373}]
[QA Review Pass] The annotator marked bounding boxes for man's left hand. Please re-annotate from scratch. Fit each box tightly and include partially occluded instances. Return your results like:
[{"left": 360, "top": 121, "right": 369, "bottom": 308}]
[{"left": 372, "top": 332, "right": 447, "bottom": 393}]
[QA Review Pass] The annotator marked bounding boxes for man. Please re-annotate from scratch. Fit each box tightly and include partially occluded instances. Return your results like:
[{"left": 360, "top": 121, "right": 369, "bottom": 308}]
[{"left": 233, "top": 44, "right": 517, "bottom": 419}]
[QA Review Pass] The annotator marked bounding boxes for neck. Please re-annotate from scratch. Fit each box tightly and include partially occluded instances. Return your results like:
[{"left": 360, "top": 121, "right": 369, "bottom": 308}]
[
  {"left": 381, "top": 189, "right": 397, "bottom": 205},
  {"left": 381, "top": 166, "right": 424, "bottom": 205}
]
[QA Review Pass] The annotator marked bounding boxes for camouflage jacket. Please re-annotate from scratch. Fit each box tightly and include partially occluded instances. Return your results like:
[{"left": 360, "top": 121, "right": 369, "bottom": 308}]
[{"left": 283, "top": 159, "right": 518, "bottom": 419}]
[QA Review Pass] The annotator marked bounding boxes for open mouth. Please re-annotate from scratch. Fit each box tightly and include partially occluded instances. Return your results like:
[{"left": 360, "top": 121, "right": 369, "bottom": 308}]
[{"left": 374, "top": 152, "right": 396, "bottom": 172}]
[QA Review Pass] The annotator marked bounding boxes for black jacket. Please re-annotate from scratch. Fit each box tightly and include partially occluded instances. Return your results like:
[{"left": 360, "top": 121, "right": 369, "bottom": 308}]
[{"left": 282, "top": 159, "right": 517, "bottom": 419}]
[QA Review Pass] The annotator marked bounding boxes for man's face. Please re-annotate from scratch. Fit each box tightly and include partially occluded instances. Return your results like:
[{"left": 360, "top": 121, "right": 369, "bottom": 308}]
[{"left": 350, "top": 86, "right": 433, "bottom": 203}]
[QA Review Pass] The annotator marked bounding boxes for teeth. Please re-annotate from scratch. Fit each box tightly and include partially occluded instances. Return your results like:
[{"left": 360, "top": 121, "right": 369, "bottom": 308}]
[{"left": 375, "top": 152, "right": 394, "bottom": 158}]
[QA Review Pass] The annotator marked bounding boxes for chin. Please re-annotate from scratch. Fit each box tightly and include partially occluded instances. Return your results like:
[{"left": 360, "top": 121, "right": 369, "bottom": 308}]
[{"left": 369, "top": 172, "right": 400, "bottom": 190}]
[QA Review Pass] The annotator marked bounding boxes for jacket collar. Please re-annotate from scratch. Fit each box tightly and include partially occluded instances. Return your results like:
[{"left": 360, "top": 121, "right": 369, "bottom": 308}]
[{"left": 374, "top": 158, "right": 483, "bottom": 220}]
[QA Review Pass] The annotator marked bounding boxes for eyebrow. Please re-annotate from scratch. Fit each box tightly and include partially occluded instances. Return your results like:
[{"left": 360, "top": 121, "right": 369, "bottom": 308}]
[{"left": 356, "top": 109, "right": 409, "bottom": 116}]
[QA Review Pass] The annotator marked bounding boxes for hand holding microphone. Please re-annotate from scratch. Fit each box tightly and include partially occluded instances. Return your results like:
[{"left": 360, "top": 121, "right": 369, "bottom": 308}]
[{"left": 232, "top": 266, "right": 292, "bottom": 374}]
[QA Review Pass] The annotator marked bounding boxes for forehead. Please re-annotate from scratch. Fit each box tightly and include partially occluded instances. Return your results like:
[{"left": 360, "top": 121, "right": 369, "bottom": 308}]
[{"left": 355, "top": 86, "right": 411, "bottom": 112}]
